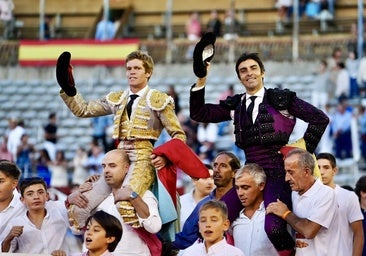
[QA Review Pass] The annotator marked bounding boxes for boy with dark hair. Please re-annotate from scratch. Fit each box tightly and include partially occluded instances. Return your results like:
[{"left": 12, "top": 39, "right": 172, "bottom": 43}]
[
  {"left": 1, "top": 177, "right": 70, "bottom": 255},
  {"left": 72, "top": 210, "right": 122, "bottom": 256}
]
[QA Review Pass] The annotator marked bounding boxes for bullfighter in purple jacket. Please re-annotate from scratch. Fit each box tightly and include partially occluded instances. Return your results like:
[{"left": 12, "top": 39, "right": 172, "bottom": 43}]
[{"left": 189, "top": 35, "right": 329, "bottom": 256}]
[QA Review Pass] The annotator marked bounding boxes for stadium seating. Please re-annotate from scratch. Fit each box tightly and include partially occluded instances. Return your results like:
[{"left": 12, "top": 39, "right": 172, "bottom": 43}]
[
  {"left": 0, "top": 62, "right": 316, "bottom": 162},
  {"left": 8, "top": 0, "right": 363, "bottom": 39},
  {"left": 1, "top": 62, "right": 365, "bottom": 186}
]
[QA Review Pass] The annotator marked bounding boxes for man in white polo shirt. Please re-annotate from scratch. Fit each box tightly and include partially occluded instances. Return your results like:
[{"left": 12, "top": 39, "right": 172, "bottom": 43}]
[{"left": 266, "top": 148, "right": 341, "bottom": 256}]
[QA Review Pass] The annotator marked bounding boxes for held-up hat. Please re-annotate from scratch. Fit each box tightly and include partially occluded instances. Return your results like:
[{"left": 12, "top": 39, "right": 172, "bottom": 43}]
[
  {"left": 56, "top": 51, "right": 77, "bottom": 96},
  {"left": 193, "top": 32, "right": 216, "bottom": 78}
]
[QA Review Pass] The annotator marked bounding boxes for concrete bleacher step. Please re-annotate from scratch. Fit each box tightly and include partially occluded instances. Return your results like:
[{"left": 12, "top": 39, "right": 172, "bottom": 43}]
[{"left": 0, "top": 63, "right": 321, "bottom": 161}]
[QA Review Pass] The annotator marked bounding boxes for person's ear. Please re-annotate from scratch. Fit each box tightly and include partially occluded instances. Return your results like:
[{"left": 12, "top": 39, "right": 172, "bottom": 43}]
[
  {"left": 259, "top": 182, "right": 265, "bottom": 191},
  {"left": 12, "top": 179, "right": 18, "bottom": 190},
  {"left": 145, "top": 71, "right": 152, "bottom": 79},
  {"left": 107, "top": 236, "right": 116, "bottom": 244},
  {"left": 223, "top": 219, "right": 230, "bottom": 231},
  {"left": 304, "top": 167, "right": 312, "bottom": 176}
]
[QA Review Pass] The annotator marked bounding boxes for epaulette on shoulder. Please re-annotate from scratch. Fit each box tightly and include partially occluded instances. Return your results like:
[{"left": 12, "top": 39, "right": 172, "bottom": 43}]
[
  {"left": 267, "top": 88, "right": 296, "bottom": 110},
  {"left": 146, "top": 89, "right": 174, "bottom": 111},
  {"left": 106, "top": 91, "right": 125, "bottom": 105},
  {"left": 219, "top": 94, "right": 243, "bottom": 110}
]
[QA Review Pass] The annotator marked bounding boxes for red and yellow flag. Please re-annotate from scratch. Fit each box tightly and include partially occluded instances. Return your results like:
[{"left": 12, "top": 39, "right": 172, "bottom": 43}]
[{"left": 19, "top": 39, "right": 139, "bottom": 66}]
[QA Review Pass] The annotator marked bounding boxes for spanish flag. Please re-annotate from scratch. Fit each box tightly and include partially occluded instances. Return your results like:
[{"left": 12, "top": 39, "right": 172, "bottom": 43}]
[{"left": 19, "top": 39, "right": 139, "bottom": 66}]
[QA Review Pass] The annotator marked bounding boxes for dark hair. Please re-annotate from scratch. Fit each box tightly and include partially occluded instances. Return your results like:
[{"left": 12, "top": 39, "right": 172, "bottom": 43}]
[
  {"left": 204, "top": 164, "right": 213, "bottom": 170},
  {"left": 215, "top": 151, "right": 241, "bottom": 172},
  {"left": 86, "top": 210, "right": 123, "bottom": 252},
  {"left": 341, "top": 185, "right": 354, "bottom": 191},
  {"left": 199, "top": 200, "right": 228, "bottom": 220},
  {"left": 332, "top": 47, "right": 342, "bottom": 57},
  {"left": 39, "top": 148, "right": 51, "bottom": 162},
  {"left": 19, "top": 177, "right": 47, "bottom": 196},
  {"left": 338, "top": 62, "right": 345, "bottom": 69},
  {"left": 49, "top": 112, "right": 56, "bottom": 119},
  {"left": 235, "top": 52, "right": 265, "bottom": 79},
  {"left": 316, "top": 152, "right": 337, "bottom": 168},
  {"left": 320, "top": 59, "right": 328, "bottom": 67},
  {"left": 355, "top": 176, "right": 366, "bottom": 200},
  {"left": 0, "top": 160, "right": 21, "bottom": 180}
]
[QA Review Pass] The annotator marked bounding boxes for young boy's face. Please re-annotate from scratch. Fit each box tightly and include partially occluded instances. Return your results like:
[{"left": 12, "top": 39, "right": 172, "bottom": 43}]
[
  {"left": 198, "top": 208, "right": 229, "bottom": 248},
  {"left": 318, "top": 158, "right": 336, "bottom": 186},
  {"left": 21, "top": 184, "right": 48, "bottom": 211},
  {"left": 84, "top": 218, "right": 115, "bottom": 253},
  {"left": 0, "top": 172, "right": 18, "bottom": 202}
]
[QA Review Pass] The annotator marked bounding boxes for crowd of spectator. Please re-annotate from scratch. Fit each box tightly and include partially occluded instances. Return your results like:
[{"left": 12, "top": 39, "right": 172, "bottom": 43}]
[{"left": 2, "top": 35, "right": 366, "bottom": 256}]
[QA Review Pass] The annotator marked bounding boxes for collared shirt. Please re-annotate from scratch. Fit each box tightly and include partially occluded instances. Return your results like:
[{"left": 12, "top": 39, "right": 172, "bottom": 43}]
[
  {"left": 0, "top": 190, "right": 24, "bottom": 242},
  {"left": 1, "top": 200, "right": 69, "bottom": 253},
  {"left": 174, "top": 187, "right": 242, "bottom": 249},
  {"left": 334, "top": 185, "right": 364, "bottom": 255},
  {"left": 95, "top": 191, "right": 161, "bottom": 255},
  {"left": 232, "top": 202, "right": 278, "bottom": 256},
  {"left": 128, "top": 86, "right": 148, "bottom": 117},
  {"left": 71, "top": 250, "right": 114, "bottom": 256},
  {"left": 292, "top": 179, "right": 341, "bottom": 256},
  {"left": 245, "top": 87, "right": 265, "bottom": 123},
  {"left": 181, "top": 238, "right": 244, "bottom": 256},
  {"left": 0, "top": 194, "right": 71, "bottom": 245}
]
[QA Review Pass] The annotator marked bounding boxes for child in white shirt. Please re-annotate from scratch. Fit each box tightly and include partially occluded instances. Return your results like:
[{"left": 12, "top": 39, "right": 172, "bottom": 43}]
[
  {"left": 1, "top": 177, "right": 70, "bottom": 255},
  {"left": 182, "top": 200, "right": 245, "bottom": 256}
]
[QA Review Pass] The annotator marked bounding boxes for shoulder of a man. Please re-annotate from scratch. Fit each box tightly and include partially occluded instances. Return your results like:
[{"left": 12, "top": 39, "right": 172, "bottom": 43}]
[
  {"left": 266, "top": 88, "right": 296, "bottom": 110},
  {"left": 106, "top": 90, "right": 125, "bottom": 105},
  {"left": 146, "top": 89, "right": 173, "bottom": 111}
]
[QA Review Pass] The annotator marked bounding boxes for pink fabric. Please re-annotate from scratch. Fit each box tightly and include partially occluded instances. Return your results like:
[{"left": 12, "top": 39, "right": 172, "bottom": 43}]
[
  {"left": 134, "top": 227, "right": 162, "bottom": 256},
  {"left": 225, "top": 232, "right": 234, "bottom": 245}
]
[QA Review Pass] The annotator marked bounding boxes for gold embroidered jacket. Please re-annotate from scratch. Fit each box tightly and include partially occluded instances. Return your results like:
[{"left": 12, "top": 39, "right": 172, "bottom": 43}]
[{"left": 60, "top": 87, "right": 186, "bottom": 142}]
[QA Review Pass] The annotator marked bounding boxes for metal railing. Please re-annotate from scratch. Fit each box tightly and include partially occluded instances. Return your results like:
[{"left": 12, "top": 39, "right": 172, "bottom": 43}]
[{"left": 0, "top": 34, "right": 354, "bottom": 66}]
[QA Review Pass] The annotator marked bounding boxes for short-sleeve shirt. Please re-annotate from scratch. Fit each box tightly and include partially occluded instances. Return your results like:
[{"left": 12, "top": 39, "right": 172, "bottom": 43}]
[
  {"left": 334, "top": 185, "right": 364, "bottom": 254},
  {"left": 292, "top": 179, "right": 341, "bottom": 256}
]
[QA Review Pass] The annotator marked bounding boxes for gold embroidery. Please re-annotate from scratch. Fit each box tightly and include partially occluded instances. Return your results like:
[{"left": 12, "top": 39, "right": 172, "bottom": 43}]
[
  {"left": 147, "top": 89, "right": 173, "bottom": 110},
  {"left": 106, "top": 91, "right": 125, "bottom": 104}
]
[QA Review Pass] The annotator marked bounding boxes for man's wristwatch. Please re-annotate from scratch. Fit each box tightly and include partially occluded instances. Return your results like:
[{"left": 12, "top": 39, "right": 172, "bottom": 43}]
[{"left": 129, "top": 191, "right": 139, "bottom": 200}]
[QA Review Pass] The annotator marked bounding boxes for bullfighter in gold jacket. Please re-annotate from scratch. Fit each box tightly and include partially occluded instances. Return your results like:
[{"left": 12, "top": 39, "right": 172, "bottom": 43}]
[{"left": 57, "top": 50, "right": 186, "bottom": 231}]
